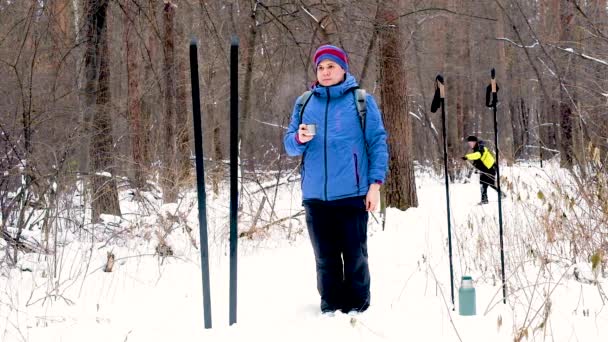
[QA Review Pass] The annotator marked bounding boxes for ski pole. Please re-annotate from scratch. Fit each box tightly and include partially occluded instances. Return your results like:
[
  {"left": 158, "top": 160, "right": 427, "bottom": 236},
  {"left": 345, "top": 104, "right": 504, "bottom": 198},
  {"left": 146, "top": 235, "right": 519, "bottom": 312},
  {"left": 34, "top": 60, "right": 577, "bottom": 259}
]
[
  {"left": 487, "top": 68, "right": 506, "bottom": 304},
  {"left": 189, "top": 39, "right": 212, "bottom": 329},
  {"left": 229, "top": 36, "right": 239, "bottom": 325},
  {"left": 431, "top": 74, "right": 455, "bottom": 309}
]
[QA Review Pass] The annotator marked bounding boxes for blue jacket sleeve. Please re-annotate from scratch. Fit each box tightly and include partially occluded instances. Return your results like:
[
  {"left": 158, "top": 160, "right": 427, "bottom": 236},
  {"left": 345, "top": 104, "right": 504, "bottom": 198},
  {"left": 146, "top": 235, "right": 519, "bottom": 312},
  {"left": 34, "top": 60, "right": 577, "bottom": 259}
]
[
  {"left": 364, "top": 95, "right": 389, "bottom": 184},
  {"left": 283, "top": 95, "right": 307, "bottom": 157}
]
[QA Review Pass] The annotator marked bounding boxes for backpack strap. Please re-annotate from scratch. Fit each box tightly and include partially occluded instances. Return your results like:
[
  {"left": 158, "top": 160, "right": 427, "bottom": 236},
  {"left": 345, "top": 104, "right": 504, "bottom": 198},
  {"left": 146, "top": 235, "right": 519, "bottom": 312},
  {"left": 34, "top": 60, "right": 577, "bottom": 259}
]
[
  {"left": 353, "top": 89, "right": 367, "bottom": 132},
  {"left": 299, "top": 88, "right": 367, "bottom": 131},
  {"left": 297, "top": 90, "right": 313, "bottom": 126}
]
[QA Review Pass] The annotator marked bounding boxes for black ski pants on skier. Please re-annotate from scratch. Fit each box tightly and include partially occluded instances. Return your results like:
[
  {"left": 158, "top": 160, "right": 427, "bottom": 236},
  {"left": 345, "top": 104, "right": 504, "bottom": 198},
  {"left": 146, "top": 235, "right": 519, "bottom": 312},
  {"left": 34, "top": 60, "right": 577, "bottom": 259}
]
[
  {"left": 303, "top": 196, "right": 370, "bottom": 313},
  {"left": 480, "top": 167, "right": 499, "bottom": 202}
]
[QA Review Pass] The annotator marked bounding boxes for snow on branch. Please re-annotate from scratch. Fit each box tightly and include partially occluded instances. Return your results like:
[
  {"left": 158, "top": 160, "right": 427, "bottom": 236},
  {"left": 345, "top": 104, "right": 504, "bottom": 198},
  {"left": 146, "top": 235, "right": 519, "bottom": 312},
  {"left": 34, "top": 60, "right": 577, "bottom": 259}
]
[
  {"left": 496, "top": 37, "right": 539, "bottom": 49},
  {"left": 300, "top": 6, "right": 326, "bottom": 30},
  {"left": 553, "top": 46, "right": 608, "bottom": 67},
  {"left": 537, "top": 57, "right": 557, "bottom": 77},
  {"left": 255, "top": 119, "right": 287, "bottom": 130},
  {"left": 524, "top": 145, "right": 560, "bottom": 153},
  {"left": 409, "top": 111, "right": 422, "bottom": 122}
]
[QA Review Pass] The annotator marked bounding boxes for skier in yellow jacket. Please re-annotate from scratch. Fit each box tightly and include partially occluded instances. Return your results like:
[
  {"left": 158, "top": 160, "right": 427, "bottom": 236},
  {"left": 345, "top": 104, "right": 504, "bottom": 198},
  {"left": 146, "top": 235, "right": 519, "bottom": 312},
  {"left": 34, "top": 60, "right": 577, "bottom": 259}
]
[{"left": 462, "top": 135, "right": 505, "bottom": 204}]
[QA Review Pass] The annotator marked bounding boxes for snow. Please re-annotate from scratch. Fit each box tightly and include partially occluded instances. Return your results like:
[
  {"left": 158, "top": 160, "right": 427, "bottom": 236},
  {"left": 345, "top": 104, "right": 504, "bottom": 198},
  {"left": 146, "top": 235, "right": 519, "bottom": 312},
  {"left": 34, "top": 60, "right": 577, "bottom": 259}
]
[
  {"left": 409, "top": 111, "right": 421, "bottom": 122},
  {"left": 253, "top": 118, "right": 287, "bottom": 130},
  {"left": 554, "top": 46, "right": 608, "bottom": 66},
  {"left": 583, "top": 53, "right": 608, "bottom": 66},
  {"left": 496, "top": 37, "right": 539, "bottom": 49},
  {"left": 1, "top": 163, "right": 607, "bottom": 341},
  {"left": 94, "top": 171, "right": 112, "bottom": 178},
  {"left": 99, "top": 214, "right": 122, "bottom": 225}
]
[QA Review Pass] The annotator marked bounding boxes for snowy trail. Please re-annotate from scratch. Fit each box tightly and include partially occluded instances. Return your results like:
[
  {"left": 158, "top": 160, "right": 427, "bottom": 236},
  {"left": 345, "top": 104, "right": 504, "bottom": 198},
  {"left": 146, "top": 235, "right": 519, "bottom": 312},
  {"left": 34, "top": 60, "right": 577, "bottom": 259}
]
[
  {"left": 196, "top": 180, "right": 513, "bottom": 341},
  {"left": 2, "top": 167, "right": 607, "bottom": 341}
]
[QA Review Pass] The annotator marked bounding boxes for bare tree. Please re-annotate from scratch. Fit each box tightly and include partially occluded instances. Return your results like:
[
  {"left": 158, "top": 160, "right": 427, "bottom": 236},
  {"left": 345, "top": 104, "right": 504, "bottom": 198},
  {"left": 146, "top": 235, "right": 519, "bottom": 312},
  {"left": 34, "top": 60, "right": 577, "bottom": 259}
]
[
  {"left": 175, "top": 17, "right": 192, "bottom": 185},
  {"left": 87, "top": 0, "right": 121, "bottom": 221},
  {"left": 558, "top": 0, "right": 575, "bottom": 168},
  {"left": 161, "top": 1, "right": 178, "bottom": 203},
  {"left": 124, "top": 0, "right": 145, "bottom": 188},
  {"left": 376, "top": 0, "right": 418, "bottom": 209}
]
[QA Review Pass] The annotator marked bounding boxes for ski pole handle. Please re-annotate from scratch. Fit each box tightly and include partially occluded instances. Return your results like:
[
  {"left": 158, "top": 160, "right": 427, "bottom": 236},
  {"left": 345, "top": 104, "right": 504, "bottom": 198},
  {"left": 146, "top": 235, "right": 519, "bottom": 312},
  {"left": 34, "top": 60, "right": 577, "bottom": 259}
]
[
  {"left": 436, "top": 74, "right": 445, "bottom": 98},
  {"left": 486, "top": 68, "right": 498, "bottom": 107}
]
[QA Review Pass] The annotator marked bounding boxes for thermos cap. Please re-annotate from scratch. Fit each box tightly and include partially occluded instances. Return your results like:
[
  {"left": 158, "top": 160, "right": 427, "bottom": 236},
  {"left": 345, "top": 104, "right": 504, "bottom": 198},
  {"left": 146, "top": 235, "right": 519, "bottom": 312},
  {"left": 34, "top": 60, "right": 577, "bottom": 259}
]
[{"left": 461, "top": 276, "right": 474, "bottom": 288}]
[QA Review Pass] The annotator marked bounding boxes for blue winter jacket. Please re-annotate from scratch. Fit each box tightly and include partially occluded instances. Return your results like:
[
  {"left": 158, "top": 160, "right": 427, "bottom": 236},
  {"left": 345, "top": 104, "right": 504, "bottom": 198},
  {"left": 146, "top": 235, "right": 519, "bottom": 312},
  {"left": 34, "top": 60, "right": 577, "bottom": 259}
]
[{"left": 283, "top": 74, "right": 388, "bottom": 201}]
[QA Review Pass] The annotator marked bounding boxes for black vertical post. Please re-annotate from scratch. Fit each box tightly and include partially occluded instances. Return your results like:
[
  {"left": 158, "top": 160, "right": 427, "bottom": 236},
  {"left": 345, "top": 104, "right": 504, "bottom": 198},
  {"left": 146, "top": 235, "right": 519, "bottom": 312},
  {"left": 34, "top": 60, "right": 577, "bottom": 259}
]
[
  {"left": 489, "top": 68, "right": 507, "bottom": 304},
  {"left": 189, "top": 39, "right": 212, "bottom": 329},
  {"left": 229, "top": 36, "right": 239, "bottom": 326},
  {"left": 431, "top": 75, "right": 455, "bottom": 308}
]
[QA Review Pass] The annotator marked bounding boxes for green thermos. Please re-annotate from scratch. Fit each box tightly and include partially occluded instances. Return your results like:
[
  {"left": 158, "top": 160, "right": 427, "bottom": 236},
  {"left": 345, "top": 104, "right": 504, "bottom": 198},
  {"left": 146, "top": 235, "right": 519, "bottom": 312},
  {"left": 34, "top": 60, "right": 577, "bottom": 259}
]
[{"left": 458, "top": 276, "right": 476, "bottom": 316}]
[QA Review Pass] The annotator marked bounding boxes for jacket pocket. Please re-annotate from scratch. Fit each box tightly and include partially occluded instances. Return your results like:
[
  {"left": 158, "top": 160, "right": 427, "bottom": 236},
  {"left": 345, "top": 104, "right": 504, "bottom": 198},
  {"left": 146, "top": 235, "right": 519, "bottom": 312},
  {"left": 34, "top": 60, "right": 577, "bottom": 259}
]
[{"left": 353, "top": 153, "right": 360, "bottom": 188}]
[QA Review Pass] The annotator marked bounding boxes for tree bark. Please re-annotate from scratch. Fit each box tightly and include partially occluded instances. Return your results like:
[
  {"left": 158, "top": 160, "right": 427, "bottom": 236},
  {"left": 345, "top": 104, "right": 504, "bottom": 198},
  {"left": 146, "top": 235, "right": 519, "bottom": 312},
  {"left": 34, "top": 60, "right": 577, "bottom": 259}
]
[
  {"left": 495, "top": 1, "right": 514, "bottom": 164},
  {"left": 89, "top": 0, "right": 121, "bottom": 221},
  {"left": 161, "top": 1, "right": 178, "bottom": 202},
  {"left": 81, "top": 0, "right": 102, "bottom": 174},
  {"left": 140, "top": 14, "right": 156, "bottom": 168},
  {"left": 540, "top": 0, "right": 560, "bottom": 160},
  {"left": 412, "top": 26, "right": 440, "bottom": 163},
  {"left": 239, "top": 0, "right": 259, "bottom": 172},
  {"left": 206, "top": 60, "right": 224, "bottom": 196},
  {"left": 445, "top": 0, "right": 458, "bottom": 180},
  {"left": 376, "top": 0, "right": 418, "bottom": 210},
  {"left": 125, "top": 0, "right": 145, "bottom": 188},
  {"left": 175, "top": 19, "right": 192, "bottom": 184},
  {"left": 558, "top": 0, "right": 574, "bottom": 168}
]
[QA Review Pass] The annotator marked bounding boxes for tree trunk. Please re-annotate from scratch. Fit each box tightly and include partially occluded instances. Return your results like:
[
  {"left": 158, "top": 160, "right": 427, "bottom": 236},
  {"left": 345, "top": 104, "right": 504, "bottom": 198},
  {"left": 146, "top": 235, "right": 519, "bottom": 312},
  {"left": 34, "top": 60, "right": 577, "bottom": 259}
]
[
  {"left": 558, "top": 0, "right": 574, "bottom": 168},
  {"left": 462, "top": 6, "right": 474, "bottom": 147},
  {"left": 51, "top": 0, "right": 71, "bottom": 36},
  {"left": 89, "top": 0, "right": 121, "bottom": 222},
  {"left": 495, "top": 2, "right": 514, "bottom": 164},
  {"left": 140, "top": 15, "right": 156, "bottom": 168},
  {"left": 125, "top": 0, "right": 145, "bottom": 188},
  {"left": 205, "top": 59, "right": 224, "bottom": 196},
  {"left": 81, "top": 0, "right": 102, "bottom": 174},
  {"left": 161, "top": 2, "right": 178, "bottom": 203},
  {"left": 239, "top": 0, "right": 259, "bottom": 172},
  {"left": 175, "top": 20, "right": 192, "bottom": 184},
  {"left": 412, "top": 26, "right": 440, "bottom": 163},
  {"left": 445, "top": 0, "right": 458, "bottom": 181},
  {"left": 376, "top": 0, "right": 418, "bottom": 210}
]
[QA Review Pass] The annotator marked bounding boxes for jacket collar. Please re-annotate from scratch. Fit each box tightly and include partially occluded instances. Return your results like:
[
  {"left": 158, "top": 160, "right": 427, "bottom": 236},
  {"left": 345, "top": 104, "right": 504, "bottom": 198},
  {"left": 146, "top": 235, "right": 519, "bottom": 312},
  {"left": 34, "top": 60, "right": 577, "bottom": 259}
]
[{"left": 311, "top": 73, "right": 359, "bottom": 98}]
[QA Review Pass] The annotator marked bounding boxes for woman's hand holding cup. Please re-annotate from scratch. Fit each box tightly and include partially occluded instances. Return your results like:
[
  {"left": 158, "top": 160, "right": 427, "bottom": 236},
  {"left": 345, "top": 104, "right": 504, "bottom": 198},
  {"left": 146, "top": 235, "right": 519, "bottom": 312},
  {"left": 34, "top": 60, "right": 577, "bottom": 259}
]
[{"left": 298, "top": 124, "right": 316, "bottom": 143}]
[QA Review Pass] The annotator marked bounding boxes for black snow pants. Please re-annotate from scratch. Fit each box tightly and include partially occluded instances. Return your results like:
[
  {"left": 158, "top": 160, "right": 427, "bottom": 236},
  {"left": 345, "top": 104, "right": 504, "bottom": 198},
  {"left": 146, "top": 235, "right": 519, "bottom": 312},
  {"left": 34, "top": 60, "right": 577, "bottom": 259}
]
[
  {"left": 479, "top": 167, "right": 499, "bottom": 203},
  {"left": 303, "top": 196, "right": 370, "bottom": 313}
]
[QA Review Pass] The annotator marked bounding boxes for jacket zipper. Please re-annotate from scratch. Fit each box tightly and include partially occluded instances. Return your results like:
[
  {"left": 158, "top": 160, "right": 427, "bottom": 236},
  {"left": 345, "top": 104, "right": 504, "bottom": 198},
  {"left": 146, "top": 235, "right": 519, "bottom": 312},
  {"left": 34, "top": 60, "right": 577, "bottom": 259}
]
[
  {"left": 324, "top": 88, "right": 330, "bottom": 201},
  {"left": 353, "top": 153, "right": 360, "bottom": 191}
]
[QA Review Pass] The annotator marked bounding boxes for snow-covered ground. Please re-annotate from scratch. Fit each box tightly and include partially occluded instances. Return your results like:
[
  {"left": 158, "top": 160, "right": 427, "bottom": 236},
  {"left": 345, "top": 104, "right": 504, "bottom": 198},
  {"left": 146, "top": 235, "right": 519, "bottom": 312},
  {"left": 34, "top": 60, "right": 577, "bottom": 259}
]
[{"left": 1, "top": 163, "right": 606, "bottom": 341}]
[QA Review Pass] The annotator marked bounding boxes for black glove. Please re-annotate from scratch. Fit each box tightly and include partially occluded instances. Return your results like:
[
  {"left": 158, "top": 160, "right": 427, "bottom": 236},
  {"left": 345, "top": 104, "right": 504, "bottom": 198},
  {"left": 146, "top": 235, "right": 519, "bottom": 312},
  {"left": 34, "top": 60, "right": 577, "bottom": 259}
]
[
  {"left": 485, "top": 84, "right": 500, "bottom": 107},
  {"left": 461, "top": 156, "right": 467, "bottom": 160},
  {"left": 430, "top": 75, "right": 444, "bottom": 113},
  {"left": 431, "top": 87, "right": 441, "bottom": 113}
]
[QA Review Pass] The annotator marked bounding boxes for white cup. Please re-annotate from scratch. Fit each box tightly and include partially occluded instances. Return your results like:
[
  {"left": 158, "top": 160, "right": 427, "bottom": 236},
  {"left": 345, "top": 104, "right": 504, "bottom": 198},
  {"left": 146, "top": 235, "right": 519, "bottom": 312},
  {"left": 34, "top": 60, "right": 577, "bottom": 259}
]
[{"left": 305, "top": 124, "right": 316, "bottom": 136}]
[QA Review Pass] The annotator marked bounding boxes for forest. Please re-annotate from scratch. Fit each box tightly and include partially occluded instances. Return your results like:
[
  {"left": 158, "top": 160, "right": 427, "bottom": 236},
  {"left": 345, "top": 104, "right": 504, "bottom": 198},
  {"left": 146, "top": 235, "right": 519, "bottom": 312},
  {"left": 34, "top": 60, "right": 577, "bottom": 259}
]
[{"left": 1, "top": 0, "right": 606, "bottom": 275}]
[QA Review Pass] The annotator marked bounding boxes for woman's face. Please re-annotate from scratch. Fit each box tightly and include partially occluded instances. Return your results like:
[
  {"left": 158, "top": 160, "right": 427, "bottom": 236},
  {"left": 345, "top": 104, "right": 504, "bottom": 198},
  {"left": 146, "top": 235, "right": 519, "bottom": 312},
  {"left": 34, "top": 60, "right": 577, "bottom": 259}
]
[
  {"left": 316, "top": 60, "right": 346, "bottom": 87},
  {"left": 468, "top": 141, "right": 476, "bottom": 148}
]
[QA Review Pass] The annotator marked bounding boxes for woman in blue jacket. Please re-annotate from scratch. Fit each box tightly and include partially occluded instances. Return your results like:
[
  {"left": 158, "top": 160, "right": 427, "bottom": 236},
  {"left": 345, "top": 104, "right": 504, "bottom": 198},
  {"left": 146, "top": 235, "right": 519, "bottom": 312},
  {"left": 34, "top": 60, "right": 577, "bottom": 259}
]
[{"left": 284, "top": 45, "right": 388, "bottom": 315}]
